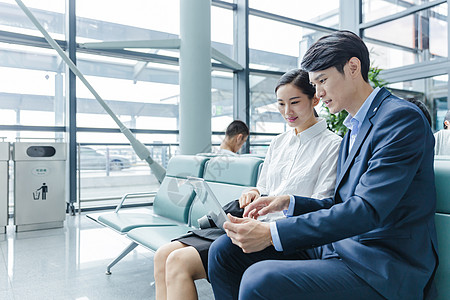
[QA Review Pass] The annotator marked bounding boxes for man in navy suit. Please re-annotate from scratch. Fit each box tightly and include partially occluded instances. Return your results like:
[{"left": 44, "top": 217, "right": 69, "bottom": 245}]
[{"left": 208, "top": 31, "right": 438, "bottom": 300}]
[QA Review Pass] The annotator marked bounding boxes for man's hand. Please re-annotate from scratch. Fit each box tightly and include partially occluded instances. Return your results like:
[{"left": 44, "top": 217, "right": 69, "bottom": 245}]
[
  {"left": 238, "top": 189, "right": 260, "bottom": 208},
  {"left": 243, "top": 195, "right": 291, "bottom": 219},
  {"left": 223, "top": 214, "right": 272, "bottom": 253}
]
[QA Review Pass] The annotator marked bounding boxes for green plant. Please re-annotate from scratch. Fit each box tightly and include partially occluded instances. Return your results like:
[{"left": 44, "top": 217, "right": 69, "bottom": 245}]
[{"left": 322, "top": 67, "right": 387, "bottom": 137}]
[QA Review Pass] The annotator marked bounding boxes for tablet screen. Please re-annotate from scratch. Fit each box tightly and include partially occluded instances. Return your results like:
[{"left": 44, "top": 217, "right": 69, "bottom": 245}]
[{"left": 186, "top": 177, "right": 230, "bottom": 230}]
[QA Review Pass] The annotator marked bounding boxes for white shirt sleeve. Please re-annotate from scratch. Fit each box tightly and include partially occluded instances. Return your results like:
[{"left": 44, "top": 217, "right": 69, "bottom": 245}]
[
  {"left": 256, "top": 140, "right": 274, "bottom": 196},
  {"left": 311, "top": 139, "right": 341, "bottom": 199}
]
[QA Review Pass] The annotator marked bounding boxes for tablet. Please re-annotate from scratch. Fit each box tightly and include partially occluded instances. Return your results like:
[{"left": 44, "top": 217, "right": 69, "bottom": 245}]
[{"left": 185, "top": 176, "right": 230, "bottom": 230}]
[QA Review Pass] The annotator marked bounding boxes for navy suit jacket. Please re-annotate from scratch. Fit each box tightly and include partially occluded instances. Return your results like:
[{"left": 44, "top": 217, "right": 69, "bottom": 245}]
[{"left": 275, "top": 88, "right": 438, "bottom": 300}]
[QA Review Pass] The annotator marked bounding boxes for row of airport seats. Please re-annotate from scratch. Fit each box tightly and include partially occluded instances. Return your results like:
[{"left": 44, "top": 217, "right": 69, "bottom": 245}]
[
  {"left": 88, "top": 154, "right": 449, "bottom": 299},
  {"left": 88, "top": 154, "right": 263, "bottom": 274},
  {"left": 434, "top": 155, "right": 450, "bottom": 300}
]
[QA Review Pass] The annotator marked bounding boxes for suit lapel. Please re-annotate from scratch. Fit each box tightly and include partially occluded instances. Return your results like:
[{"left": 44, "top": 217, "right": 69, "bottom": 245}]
[
  {"left": 334, "top": 88, "right": 391, "bottom": 191},
  {"left": 336, "top": 133, "right": 349, "bottom": 177}
]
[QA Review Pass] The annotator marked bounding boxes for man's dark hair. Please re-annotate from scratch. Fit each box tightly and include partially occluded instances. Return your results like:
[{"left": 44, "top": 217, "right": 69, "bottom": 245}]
[
  {"left": 226, "top": 120, "right": 249, "bottom": 138},
  {"left": 275, "top": 69, "right": 318, "bottom": 117},
  {"left": 301, "top": 30, "right": 370, "bottom": 82}
]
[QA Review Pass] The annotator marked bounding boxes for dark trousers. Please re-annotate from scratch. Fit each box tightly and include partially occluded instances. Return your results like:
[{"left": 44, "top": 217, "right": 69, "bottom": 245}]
[{"left": 208, "top": 234, "right": 385, "bottom": 300}]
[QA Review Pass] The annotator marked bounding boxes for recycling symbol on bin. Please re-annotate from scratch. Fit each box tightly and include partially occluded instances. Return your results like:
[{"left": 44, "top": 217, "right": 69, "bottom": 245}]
[{"left": 33, "top": 183, "right": 48, "bottom": 200}]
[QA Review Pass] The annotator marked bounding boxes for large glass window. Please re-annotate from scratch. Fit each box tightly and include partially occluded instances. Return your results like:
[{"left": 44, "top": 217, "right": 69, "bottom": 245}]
[
  {"left": 363, "top": 0, "right": 431, "bottom": 23},
  {"left": 387, "top": 74, "right": 448, "bottom": 131},
  {"left": 76, "top": 54, "right": 180, "bottom": 130},
  {"left": 72, "top": 2, "right": 236, "bottom": 206},
  {"left": 363, "top": 2, "right": 447, "bottom": 69},
  {"left": 0, "top": 43, "right": 65, "bottom": 129},
  {"left": 212, "top": 6, "right": 233, "bottom": 46},
  {"left": 249, "top": 15, "right": 329, "bottom": 71},
  {"left": 211, "top": 70, "right": 234, "bottom": 138},
  {"left": 249, "top": 72, "right": 284, "bottom": 156},
  {"left": 76, "top": 0, "right": 179, "bottom": 42}
]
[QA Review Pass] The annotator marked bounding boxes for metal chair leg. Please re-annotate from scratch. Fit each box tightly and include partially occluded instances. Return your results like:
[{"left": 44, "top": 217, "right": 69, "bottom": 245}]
[{"left": 105, "top": 241, "right": 138, "bottom": 275}]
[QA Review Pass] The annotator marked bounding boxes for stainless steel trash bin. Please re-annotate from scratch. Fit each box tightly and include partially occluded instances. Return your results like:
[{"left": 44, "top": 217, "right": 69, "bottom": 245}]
[
  {"left": 13, "top": 142, "right": 66, "bottom": 232},
  {"left": 0, "top": 142, "right": 9, "bottom": 234}
]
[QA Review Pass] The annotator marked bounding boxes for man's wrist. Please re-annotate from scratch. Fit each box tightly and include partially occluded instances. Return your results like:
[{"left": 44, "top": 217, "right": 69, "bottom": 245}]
[
  {"left": 282, "top": 195, "right": 291, "bottom": 210},
  {"left": 269, "top": 222, "right": 283, "bottom": 251}
]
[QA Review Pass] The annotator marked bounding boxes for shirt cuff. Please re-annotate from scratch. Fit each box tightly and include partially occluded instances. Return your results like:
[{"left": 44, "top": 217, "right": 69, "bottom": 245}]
[
  {"left": 283, "top": 195, "right": 295, "bottom": 217},
  {"left": 269, "top": 221, "right": 283, "bottom": 251}
]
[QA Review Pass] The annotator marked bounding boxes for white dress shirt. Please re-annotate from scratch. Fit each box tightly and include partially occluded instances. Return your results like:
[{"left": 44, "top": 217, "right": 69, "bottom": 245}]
[
  {"left": 257, "top": 118, "right": 341, "bottom": 222},
  {"left": 215, "top": 148, "right": 238, "bottom": 156},
  {"left": 258, "top": 118, "right": 341, "bottom": 198},
  {"left": 434, "top": 130, "right": 450, "bottom": 156}
]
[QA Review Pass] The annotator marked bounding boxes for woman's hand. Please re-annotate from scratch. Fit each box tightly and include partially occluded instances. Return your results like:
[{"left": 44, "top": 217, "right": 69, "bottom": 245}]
[
  {"left": 238, "top": 189, "right": 260, "bottom": 208},
  {"left": 243, "top": 195, "right": 291, "bottom": 219}
]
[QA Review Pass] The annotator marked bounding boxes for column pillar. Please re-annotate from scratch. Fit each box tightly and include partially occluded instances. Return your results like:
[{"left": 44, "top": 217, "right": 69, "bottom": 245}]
[
  {"left": 179, "top": 0, "right": 212, "bottom": 154},
  {"left": 233, "top": 0, "right": 250, "bottom": 153}
]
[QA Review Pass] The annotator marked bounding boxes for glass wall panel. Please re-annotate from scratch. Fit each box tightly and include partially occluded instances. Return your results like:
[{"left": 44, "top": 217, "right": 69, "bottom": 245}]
[
  {"left": 77, "top": 144, "right": 160, "bottom": 206},
  {"left": 0, "top": 0, "right": 65, "bottom": 39},
  {"left": 249, "top": 16, "right": 328, "bottom": 71},
  {"left": 363, "top": 2, "right": 447, "bottom": 69},
  {"left": 250, "top": 73, "right": 286, "bottom": 137},
  {"left": 363, "top": 0, "right": 430, "bottom": 23},
  {"left": 212, "top": 6, "right": 233, "bottom": 46},
  {"left": 76, "top": 0, "right": 179, "bottom": 43},
  {"left": 366, "top": 41, "right": 416, "bottom": 69},
  {"left": 387, "top": 74, "right": 448, "bottom": 131},
  {"left": 75, "top": 52, "right": 180, "bottom": 130},
  {"left": 249, "top": 0, "right": 339, "bottom": 29},
  {"left": 429, "top": 3, "right": 448, "bottom": 58},
  {"left": 0, "top": 43, "right": 65, "bottom": 128},
  {"left": 212, "top": 70, "right": 234, "bottom": 135}
]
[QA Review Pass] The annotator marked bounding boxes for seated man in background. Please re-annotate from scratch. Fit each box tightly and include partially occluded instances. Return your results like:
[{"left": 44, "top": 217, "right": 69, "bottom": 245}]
[
  {"left": 434, "top": 110, "right": 450, "bottom": 155},
  {"left": 208, "top": 30, "right": 438, "bottom": 300},
  {"left": 217, "top": 120, "right": 249, "bottom": 155}
]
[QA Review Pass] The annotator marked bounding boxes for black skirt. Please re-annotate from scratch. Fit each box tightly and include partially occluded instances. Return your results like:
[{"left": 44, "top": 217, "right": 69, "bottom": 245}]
[
  {"left": 173, "top": 227, "right": 224, "bottom": 274},
  {"left": 172, "top": 199, "right": 244, "bottom": 275}
]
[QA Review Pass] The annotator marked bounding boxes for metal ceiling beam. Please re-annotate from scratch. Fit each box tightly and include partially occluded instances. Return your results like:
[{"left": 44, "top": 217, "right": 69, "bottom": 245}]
[
  {"left": 249, "top": 8, "right": 337, "bottom": 33},
  {"left": 0, "top": 48, "right": 233, "bottom": 90},
  {"left": 379, "top": 58, "right": 449, "bottom": 84},
  {"left": 79, "top": 39, "right": 181, "bottom": 50}
]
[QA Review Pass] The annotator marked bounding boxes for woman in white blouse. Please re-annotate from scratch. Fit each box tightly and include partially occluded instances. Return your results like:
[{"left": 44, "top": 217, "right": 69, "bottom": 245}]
[{"left": 153, "top": 69, "right": 342, "bottom": 300}]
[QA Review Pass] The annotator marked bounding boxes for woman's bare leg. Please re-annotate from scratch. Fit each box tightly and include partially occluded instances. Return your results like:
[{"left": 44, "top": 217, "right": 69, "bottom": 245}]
[
  {"left": 154, "top": 242, "right": 187, "bottom": 300},
  {"left": 165, "top": 246, "right": 207, "bottom": 300}
]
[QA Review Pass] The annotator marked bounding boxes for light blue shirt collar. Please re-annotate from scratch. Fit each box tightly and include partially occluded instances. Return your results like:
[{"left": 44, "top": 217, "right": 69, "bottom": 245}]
[{"left": 343, "top": 87, "right": 381, "bottom": 134}]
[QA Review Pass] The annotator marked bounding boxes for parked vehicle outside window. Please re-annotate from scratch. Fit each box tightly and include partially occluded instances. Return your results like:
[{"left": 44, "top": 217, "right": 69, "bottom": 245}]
[{"left": 79, "top": 147, "right": 131, "bottom": 171}]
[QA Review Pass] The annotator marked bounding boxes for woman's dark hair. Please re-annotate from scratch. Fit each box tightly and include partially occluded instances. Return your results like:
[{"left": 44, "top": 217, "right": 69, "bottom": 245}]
[
  {"left": 225, "top": 120, "right": 249, "bottom": 138},
  {"left": 275, "top": 69, "right": 318, "bottom": 117},
  {"left": 301, "top": 30, "right": 370, "bottom": 83}
]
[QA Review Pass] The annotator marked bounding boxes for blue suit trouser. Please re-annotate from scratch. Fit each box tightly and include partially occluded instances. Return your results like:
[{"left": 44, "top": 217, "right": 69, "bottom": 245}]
[{"left": 208, "top": 234, "right": 385, "bottom": 300}]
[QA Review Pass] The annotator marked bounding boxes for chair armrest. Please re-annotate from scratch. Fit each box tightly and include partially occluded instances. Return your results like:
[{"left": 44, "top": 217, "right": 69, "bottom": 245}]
[{"left": 114, "top": 191, "right": 157, "bottom": 213}]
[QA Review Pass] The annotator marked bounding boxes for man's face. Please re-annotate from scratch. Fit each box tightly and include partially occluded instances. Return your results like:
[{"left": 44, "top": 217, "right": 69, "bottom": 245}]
[{"left": 309, "top": 65, "right": 352, "bottom": 114}]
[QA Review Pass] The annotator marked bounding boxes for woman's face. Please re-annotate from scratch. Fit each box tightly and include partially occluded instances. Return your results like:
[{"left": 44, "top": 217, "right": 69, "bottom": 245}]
[{"left": 276, "top": 83, "right": 318, "bottom": 133}]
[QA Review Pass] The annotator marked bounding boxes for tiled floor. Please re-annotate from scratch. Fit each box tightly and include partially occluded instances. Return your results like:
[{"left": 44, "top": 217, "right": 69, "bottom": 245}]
[{"left": 0, "top": 211, "right": 214, "bottom": 300}]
